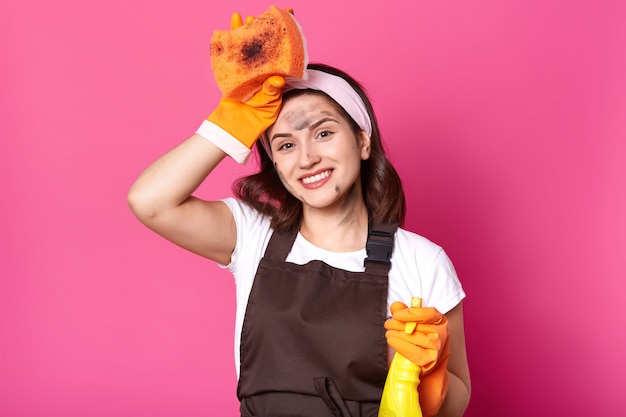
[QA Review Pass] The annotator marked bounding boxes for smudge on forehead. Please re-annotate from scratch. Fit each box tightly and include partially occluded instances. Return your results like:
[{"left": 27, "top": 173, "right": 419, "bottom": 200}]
[
  {"left": 284, "top": 108, "right": 311, "bottom": 131},
  {"left": 276, "top": 99, "right": 332, "bottom": 132}
]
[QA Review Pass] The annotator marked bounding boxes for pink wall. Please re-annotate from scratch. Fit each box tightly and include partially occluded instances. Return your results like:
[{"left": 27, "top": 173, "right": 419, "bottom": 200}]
[{"left": 2, "top": 0, "right": 625, "bottom": 415}]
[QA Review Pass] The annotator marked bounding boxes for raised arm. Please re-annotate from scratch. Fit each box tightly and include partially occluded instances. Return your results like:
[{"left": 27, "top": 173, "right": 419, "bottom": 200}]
[
  {"left": 127, "top": 134, "right": 236, "bottom": 264},
  {"left": 128, "top": 71, "right": 285, "bottom": 264},
  {"left": 127, "top": 9, "right": 299, "bottom": 264}
]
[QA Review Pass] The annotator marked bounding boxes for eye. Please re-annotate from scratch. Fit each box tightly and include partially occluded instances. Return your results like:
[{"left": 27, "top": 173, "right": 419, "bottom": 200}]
[
  {"left": 277, "top": 142, "right": 295, "bottom": 151},
  {"left": 316, "top": 130, "right": 333, "bottom": 140}
]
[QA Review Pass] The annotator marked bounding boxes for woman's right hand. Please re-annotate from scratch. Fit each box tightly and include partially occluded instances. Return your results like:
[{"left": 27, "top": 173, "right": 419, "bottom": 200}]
[
  {"left": 205, "top": 10, "right": 286, "bottom": 150},
  {"left": 206, "top": 75, "right": 285, "bottom": 149}
]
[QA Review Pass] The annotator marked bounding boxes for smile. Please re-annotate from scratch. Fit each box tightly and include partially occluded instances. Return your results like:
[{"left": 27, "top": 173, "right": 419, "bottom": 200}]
[{"left": 301, "top": 170, "right": 332, "bottom": 185}]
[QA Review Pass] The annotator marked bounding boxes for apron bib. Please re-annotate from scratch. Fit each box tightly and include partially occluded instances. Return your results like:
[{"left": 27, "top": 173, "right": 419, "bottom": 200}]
[{"left": 237, "top": 222, "right": 397, "bottom": 417}]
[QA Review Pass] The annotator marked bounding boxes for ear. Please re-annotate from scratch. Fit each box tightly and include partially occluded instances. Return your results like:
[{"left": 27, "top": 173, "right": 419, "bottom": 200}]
[{"left": 359, "top": 131, "right": 372, "bottom": 160}]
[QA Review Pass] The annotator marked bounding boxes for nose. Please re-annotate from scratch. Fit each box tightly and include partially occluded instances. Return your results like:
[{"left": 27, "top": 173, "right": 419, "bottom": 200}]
[{"left": 298, "top": 141, "right": 321, "bottom": 168}]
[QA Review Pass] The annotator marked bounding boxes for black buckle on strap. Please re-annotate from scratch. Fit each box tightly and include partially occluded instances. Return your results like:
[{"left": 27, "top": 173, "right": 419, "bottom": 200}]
[{"left": 364, "top": 229, "right": 395, "bottom": 267}]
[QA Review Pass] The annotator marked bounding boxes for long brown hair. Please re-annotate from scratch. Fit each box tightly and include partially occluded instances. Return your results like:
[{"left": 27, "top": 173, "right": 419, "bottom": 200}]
[{"left": 233, "top": 63, "right": 406, "bottom": 231}]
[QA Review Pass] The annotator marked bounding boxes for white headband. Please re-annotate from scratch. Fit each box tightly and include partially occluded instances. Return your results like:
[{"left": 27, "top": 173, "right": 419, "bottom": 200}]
[{"left": 261, "top": 69, "right": 372, "bottom": 157}]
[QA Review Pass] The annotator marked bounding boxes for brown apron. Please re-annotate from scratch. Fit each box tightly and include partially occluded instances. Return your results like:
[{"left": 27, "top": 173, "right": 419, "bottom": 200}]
[{"left": 237, "top": 222, "right": 397, "bottom": 417}]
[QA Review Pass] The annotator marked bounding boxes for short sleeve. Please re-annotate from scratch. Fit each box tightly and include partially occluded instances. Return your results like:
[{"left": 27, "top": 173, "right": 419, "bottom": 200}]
[{"left": 424, "top": 248, "right": 466, "bottom": 314}]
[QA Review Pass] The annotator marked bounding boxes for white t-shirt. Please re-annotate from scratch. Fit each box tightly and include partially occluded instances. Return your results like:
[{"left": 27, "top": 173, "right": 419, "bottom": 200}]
[{"left": 220, "top": 198, "right": 466, "bottom": 378}]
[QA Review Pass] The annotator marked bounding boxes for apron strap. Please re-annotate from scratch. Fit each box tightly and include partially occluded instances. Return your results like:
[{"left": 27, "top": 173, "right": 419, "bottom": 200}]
[
  {"left": 266, "top": 222, "right": 399, "bottom": 271},
  {"left": 364, "top": 221, "right": 398, "bottom": 275},
  {"left": 264, "top": 228, "right": 299, "bottom": 261},
  {"left": 313, "top": 377, "right": 354, "bottom": 417}
]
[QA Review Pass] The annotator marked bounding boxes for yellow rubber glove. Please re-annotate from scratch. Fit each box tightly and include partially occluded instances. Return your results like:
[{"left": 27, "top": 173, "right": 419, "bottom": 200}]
[
  {"left": 206, "top": 12, "right": 286, "bottom": 148},
  {"left": 385, "top": 302, "right": 450, "bottom": 417}
]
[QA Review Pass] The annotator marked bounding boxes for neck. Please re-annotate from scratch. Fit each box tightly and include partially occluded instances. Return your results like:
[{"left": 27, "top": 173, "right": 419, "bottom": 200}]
[{"left": 299, "top": 200, "right": 369, "bottom": 252}]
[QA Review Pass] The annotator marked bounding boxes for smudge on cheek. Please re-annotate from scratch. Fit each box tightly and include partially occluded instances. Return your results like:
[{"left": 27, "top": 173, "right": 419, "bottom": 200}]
[{"left": 335, "top": 185, "right": 340, "bottom": 193}]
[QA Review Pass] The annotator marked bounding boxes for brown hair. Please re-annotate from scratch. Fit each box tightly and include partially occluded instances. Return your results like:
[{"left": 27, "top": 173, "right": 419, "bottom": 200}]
[{"left": 233, "top": 63, "right": 406, "bottom": 231}]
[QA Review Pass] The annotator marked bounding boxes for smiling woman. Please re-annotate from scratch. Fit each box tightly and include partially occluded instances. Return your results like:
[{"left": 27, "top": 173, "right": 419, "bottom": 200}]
[
  {"left": 240, "top": 64, "right": 403, "bottom": 235},
  {"left": 260, "top": 91, "right": 371, "bottom": 225},
  {"left": 128, "top": 31, "right": 470, "bottom": 417}
]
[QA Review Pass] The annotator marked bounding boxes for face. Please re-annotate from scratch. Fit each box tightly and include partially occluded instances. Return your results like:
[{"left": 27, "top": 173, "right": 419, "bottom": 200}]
[{"left": 267, "top": 93, "right": 371, "bottom": 212}]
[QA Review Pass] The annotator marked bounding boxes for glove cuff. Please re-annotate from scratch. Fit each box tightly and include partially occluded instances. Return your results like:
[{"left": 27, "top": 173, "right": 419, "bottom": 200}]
[
  {"left": 196, "top": 120, "right": 252, "bottom": 165},
  {"left": 418, "top": 347, "right": 450, "bottom": 417}
]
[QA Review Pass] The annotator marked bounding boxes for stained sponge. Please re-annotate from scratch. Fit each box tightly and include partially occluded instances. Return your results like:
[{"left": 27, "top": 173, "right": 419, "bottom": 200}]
[{"left": 210, "top": 6, "right": 308, "bottom": 101}]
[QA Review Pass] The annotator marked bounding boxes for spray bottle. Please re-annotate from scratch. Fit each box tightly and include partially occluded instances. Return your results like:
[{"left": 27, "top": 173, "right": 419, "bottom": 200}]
[{"left": 378, "top": 297, "right": 423, "bottom": 417}]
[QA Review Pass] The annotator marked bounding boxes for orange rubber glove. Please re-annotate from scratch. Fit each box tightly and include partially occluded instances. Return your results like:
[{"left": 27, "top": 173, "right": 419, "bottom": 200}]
[
  {"left": 385, "top": 302, "right": 450, "bottom": 417},
  {"left": 200, "top": 11, "right": 285, "bottom": 161},
  {"left": 207, "top": 74, "right": 285, "bottom": 148},
  {"left": 209, "top": 11, "right": 284, "bottom": 148}
]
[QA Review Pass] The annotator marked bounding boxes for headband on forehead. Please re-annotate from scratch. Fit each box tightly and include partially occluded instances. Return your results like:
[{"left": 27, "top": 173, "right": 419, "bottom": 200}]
[{"left": 260, "top": 68, "right": 372, "bottom": 157}]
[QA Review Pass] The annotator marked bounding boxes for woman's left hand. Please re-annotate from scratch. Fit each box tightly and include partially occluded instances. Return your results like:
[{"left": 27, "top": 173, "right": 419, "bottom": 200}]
[
  {"left": 384, "top": 302, "right": 449, "bottom": 373},
  {"left": 385, "top": 302, "right": 452, "bottom": 416}
]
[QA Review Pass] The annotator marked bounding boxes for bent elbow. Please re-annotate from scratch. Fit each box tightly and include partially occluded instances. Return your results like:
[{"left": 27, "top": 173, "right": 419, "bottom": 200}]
[{"left": 127, "top": 184, "right": 159, "bottom": 224}]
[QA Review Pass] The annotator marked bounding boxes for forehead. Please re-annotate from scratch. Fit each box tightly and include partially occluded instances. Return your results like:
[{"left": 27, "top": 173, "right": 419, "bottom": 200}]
[{"left": 274, "top": 93, "right": 346, "bottom": 128}]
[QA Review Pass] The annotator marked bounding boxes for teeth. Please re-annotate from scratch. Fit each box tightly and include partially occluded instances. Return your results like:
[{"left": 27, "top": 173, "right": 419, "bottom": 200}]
[{"left": 302, "top": 170, "right": 330, "bottom": 184}]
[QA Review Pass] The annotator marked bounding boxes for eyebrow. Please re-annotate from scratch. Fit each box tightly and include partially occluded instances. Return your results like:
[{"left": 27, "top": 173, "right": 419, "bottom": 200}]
[
  {"left": 309, "top": 116, "right": 338, "bottom": 131},
  {"left": 270, "top": 117, "right": 339, "bottom": 143}
]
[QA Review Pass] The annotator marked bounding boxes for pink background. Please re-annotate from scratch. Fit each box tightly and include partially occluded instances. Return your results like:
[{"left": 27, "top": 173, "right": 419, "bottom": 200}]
[{"left": 2, "top": 0, "right": 625, "bottom": 415}]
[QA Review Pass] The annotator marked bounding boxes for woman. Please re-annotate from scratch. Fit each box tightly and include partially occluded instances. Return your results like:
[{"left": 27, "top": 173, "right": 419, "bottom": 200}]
[{"left": 128, "top": 62, "right": 471, "bottom": 416}]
